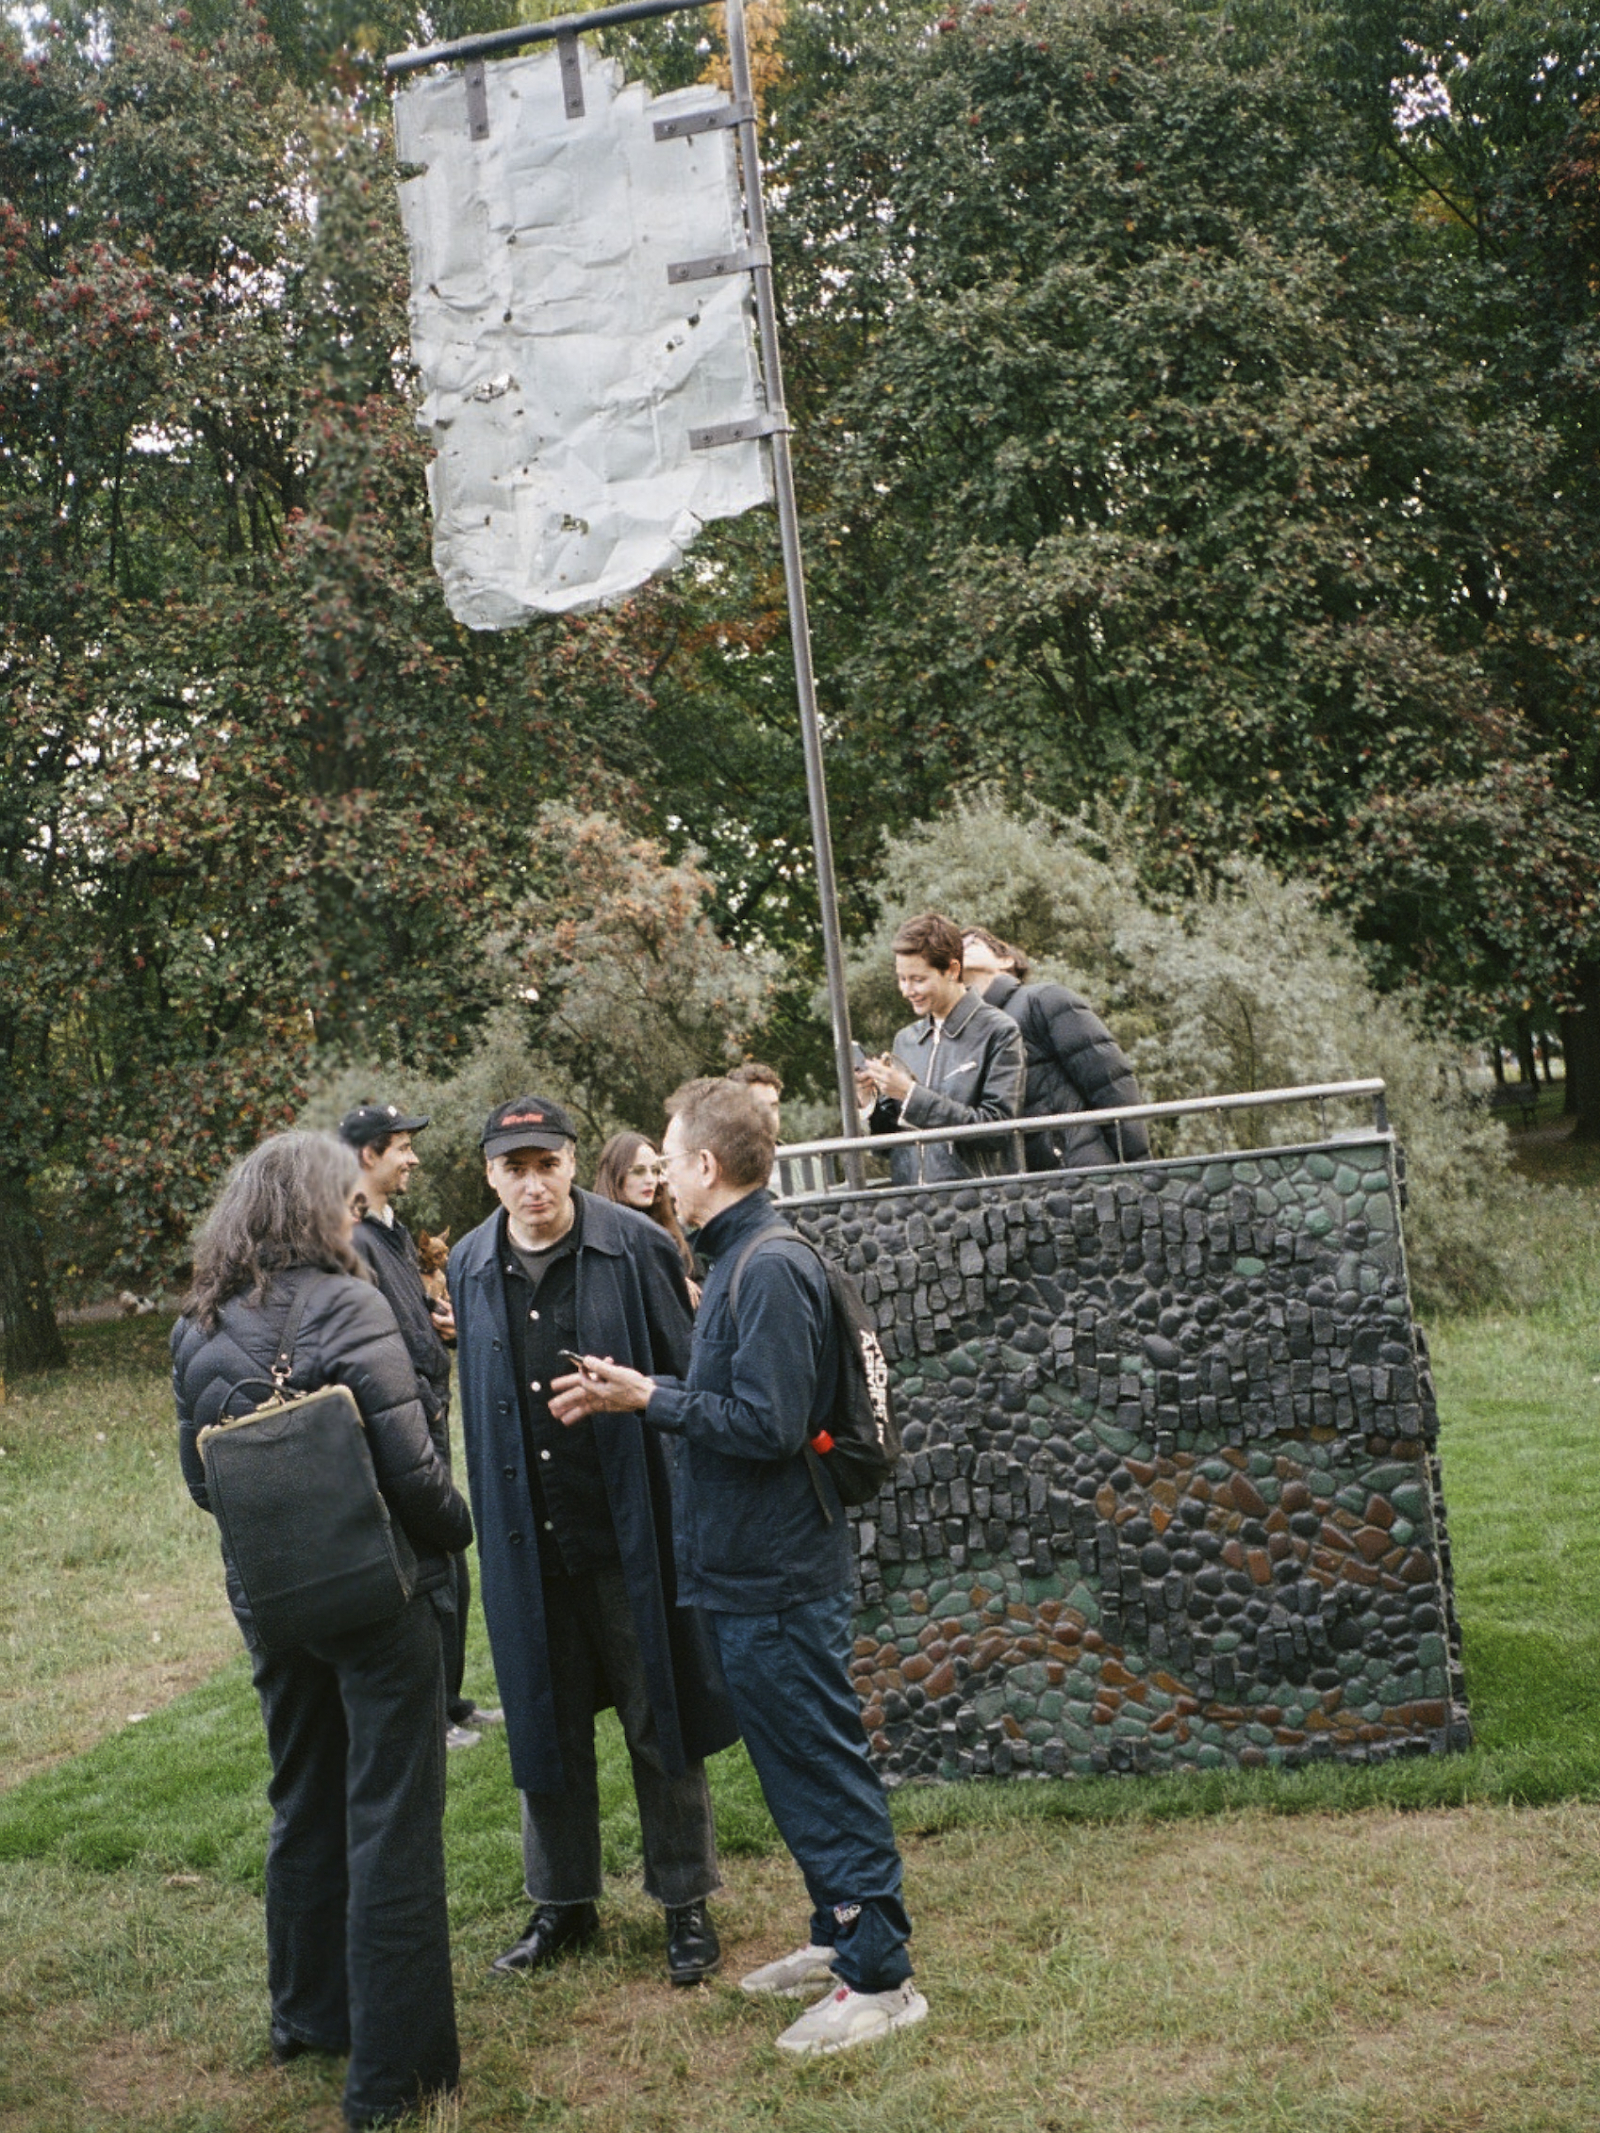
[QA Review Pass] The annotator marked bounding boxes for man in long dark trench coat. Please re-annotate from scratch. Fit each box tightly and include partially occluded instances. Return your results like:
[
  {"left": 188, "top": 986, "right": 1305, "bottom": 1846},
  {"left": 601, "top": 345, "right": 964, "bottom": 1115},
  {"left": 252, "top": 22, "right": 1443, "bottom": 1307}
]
[{"left": 448, "top": 1095, "right": 738, "bottom": 1986}]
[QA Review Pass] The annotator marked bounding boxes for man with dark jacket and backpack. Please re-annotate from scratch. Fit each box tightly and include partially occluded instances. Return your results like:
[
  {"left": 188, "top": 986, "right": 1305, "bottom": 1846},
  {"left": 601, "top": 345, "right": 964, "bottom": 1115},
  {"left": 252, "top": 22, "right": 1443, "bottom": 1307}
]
[
  {"left": 960, "top": 929, "right": 1151, "bottom": 1171},
  {"left": 339, "top": 1102, "right": 499, "bottom": 1750},
  {"left": 551, "top": 1078, "right": 926, "bottom": 2059}
]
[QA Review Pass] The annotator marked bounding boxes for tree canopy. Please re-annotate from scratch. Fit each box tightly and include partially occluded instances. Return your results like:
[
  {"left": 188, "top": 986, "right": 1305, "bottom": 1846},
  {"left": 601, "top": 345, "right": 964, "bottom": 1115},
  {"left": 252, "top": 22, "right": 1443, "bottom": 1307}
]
[
  {"left": 0, "top": 4, "right": 655, "bottom": 1365},
  {"left": 5, "top": 0, "right": 1599, "bottom": 1364}
]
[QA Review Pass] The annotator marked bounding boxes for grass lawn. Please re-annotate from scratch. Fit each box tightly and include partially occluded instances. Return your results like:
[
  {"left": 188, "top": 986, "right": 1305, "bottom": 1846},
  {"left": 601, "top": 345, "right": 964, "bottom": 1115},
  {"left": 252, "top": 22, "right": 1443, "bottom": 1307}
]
[{"left": 2, "top": 1132, "right": 1598, "bottom": 2131}]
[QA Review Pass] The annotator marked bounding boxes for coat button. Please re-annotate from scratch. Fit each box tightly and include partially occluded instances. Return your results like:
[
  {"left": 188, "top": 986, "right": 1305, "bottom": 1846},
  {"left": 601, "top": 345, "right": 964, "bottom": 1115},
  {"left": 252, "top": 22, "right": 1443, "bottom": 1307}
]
[
  {"left": 539, "top": 1449, "right": 551, "bottom": 1462},
  {"left": 529, "top": 1309, "right": 539, "bottom": 1321},
  {"left": 530, "top": 1380, "right": 541, "bottom": 1393},
  {"left": 543, "top": 1521, "right": 554, "bottom": 1532},
  {"left": 492, "top": 1339, "right": 502, "bottom": 1352},
  {"left": 508, "top": 1531, "right": 523, "bottom": 1546},
  {"left": 503, "top": 1465, "right": 516, "bottom": 1480},
  {"left": 497, "top": 1401, "right": 510, "bottom": 1415}
]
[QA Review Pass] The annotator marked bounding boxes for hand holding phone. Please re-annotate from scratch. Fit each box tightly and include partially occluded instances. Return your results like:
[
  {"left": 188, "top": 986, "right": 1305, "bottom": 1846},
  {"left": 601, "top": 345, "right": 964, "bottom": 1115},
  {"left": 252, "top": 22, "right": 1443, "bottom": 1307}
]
[{"left": 550, "top": 1351, "right": 657, "bottom": 1423}]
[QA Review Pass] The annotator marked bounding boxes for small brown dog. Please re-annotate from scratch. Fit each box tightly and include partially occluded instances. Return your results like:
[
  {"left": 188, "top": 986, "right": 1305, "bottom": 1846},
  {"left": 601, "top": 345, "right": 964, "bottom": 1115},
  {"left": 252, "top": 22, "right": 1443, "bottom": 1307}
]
[{"left": 415, "top": 1228, "right": 451, "bottom": 1307}]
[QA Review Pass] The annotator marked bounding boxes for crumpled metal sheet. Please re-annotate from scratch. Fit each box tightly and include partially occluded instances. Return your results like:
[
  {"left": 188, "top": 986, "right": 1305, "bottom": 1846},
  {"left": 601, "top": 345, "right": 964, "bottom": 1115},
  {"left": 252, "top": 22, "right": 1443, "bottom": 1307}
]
[{"left": 394, "top": 45, "right": 771, "bottom": 626}]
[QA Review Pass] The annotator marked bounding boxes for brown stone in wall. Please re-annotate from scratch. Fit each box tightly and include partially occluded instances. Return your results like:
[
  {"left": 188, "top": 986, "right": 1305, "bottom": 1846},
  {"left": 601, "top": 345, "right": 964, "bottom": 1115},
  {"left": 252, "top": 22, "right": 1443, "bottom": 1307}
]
[{"left": 1230, "top": 1472, "right": 1269, "bottom": 1517}]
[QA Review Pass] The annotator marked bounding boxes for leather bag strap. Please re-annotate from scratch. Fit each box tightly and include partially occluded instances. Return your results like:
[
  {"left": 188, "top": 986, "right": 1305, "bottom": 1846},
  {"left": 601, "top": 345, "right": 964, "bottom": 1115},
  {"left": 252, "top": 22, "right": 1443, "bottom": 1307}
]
[{"left": 270, "top": 1275, "right": 319, "bottom": 1392}]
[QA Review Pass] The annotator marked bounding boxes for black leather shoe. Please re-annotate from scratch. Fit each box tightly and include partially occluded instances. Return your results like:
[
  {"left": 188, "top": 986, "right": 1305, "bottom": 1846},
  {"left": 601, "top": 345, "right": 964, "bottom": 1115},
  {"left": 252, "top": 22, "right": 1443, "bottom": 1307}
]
[
  {"left": 491, "top": 1901, "right": 599, "bottom": 1976},
  {"left": 271, "top": 2026, "right": 343, "bottom": 2066},
  {"left": 665, "top": 1900, "right": 721, "bottom": 1985}
]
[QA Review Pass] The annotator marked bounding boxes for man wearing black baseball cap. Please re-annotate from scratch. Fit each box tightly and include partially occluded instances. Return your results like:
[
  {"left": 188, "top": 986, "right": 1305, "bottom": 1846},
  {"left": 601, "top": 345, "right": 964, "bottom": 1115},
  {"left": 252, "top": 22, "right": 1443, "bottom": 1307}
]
[
  {"left": 339, "top": 1101, "right": 501, "bottom": 1750},
  {"left": 447, "top": 1096, "right": 736, "bottom": 1987}
]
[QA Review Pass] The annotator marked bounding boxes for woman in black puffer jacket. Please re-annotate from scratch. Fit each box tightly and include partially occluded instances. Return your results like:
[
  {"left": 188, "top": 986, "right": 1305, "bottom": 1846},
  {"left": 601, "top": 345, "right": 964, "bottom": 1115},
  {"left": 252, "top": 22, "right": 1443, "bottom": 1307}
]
[{"left": 173, "top": 1131, "right": 473, "bottom": 2132}]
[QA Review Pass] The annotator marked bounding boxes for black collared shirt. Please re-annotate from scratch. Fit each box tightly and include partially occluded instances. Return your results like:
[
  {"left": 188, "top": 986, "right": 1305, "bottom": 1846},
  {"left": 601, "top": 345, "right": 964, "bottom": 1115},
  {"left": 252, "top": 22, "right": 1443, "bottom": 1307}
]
[{"left": 500, "top": 1201, "right": 618, "bottom": 1575}]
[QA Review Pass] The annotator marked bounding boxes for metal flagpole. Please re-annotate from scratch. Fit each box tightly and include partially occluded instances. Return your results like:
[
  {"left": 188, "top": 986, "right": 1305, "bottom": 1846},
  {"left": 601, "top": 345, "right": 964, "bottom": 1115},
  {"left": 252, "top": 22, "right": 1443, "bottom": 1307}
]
[
  {"left": 386, "top": 0, "right": 864, "bottom": 1155},
  {"left": 718, "top": 0, "right": 862, "bottom": 1152}
]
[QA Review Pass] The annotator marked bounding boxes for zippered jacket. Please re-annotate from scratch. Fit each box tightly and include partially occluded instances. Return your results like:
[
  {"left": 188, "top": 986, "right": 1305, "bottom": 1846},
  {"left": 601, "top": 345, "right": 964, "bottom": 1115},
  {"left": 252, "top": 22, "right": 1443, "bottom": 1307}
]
[
  {"left": 351, "top": 1213, "right": 452, "bottom": 1428},
  {"left": 173, "top": 1270, "right": 473, "bottom": 1642},
  {"left": 984, "top": 972, "right": 1150, "bottom": 1169},
  {"left": 867, "top": 986, "right": 1026, "bottom": 1184},
  {"left": 645, "top": 1189, "right": 850, "bottom": 1612}
]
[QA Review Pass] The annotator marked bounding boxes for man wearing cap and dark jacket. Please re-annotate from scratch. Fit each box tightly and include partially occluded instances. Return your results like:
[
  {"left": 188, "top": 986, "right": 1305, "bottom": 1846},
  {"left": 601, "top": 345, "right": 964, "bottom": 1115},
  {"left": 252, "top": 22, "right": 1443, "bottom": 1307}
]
[
  {"left": 339, "top": 1102, "right": 499, "bottom": 1749},
  {"left": 447, "top": 1095, "right": 737, "bottom": 1988}
]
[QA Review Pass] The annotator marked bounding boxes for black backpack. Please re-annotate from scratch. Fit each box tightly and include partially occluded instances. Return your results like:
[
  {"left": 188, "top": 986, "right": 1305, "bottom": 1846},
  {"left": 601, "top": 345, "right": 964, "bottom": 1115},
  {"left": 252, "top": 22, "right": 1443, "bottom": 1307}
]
[{"left": 727, "top": 1226, "right": 901, "bottom": 1515}]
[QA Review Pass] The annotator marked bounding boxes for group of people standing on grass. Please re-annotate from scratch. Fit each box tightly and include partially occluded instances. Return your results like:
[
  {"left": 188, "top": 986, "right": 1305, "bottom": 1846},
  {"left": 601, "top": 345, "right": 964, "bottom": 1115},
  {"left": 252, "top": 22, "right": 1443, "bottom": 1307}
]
[{"left": 170, "top": 913, "right": 1143, "bottom": 2128}]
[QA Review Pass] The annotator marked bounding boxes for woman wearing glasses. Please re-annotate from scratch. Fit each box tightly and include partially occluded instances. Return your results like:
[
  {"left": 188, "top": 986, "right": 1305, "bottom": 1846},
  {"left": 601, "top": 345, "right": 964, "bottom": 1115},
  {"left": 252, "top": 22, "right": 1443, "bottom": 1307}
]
[{"left": 593, "top": 1132, "right": 701, "bottom": 1308}]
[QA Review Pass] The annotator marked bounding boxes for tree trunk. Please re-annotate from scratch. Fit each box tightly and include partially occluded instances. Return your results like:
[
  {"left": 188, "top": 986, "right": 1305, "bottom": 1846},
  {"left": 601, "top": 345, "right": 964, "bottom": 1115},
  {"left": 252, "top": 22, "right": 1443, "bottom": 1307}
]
[
  {"left": 0, "top": 1166, "right": 67, "bottom": 1375},
  {"left": 1514, "top": 1015, "right": 1538, "bottom": 1093},
  {"left": 1561, "top": 963, "right": 1600, "bottom": 1141},
  {"left": 1561, "top": 1013, "right": 1580, "bottom": 1115}
]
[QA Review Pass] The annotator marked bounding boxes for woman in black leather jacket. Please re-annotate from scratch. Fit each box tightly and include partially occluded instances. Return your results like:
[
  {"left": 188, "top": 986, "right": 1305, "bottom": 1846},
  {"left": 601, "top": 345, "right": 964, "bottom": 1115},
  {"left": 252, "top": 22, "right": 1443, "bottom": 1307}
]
[{"left": 173, "top": 1131, "right": 473, "bottom": 2130}]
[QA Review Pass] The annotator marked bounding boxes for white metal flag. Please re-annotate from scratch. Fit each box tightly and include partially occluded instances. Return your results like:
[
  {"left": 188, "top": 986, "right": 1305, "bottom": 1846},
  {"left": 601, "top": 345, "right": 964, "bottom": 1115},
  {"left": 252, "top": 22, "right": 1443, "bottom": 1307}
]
[{"left": 395, "top": 44, "right": 772, "bottom": 624}]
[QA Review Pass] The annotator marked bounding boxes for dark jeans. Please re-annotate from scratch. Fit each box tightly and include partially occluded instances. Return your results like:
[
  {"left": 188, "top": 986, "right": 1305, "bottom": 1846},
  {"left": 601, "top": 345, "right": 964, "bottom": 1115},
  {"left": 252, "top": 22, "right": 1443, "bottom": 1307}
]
[
  {"left": 248, "top": 1589, "right": 459, "bottom": 2127},
  {"left": 520, "top": 1566, "right": 719, "bottom": 1911},
  {"left": 707, "top": 1590, "right": 913, "bottom": 1994},
  {"left": 445, "top": 1552, "right": 473, "bottom": 1725}
]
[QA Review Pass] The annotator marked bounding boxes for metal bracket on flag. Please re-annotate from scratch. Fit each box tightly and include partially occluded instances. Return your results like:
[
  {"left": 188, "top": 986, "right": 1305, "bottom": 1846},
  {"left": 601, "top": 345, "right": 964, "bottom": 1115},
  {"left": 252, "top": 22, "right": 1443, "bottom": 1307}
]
[
  {"left": 667, "top": 242, "right": 771, "bottom": 286},
  {"left": 652, "top": 98, "right": 755, "bottom": 141},
  {"left": 557, "top": 31, "right": 585, "bottom": 118},
  {"left": 464, "top": 61, "right": 490, "bottom": 139},
  {"left": 690, "top": 410, "right": 788, "bottom": 451}
]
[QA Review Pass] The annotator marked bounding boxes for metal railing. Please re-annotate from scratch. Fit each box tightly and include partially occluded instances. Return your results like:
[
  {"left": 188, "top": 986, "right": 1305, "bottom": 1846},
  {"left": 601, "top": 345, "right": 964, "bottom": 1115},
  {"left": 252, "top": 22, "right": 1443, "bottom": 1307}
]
[{"left": 772, "top": 1079, "right": 1389, "bottom": 1200}]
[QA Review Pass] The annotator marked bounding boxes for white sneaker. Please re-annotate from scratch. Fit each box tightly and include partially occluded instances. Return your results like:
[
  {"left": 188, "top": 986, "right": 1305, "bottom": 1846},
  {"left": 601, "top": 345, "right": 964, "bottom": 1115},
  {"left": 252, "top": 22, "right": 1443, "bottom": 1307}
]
[
  {"left": 774, "top": 1980, "right": 929, "bottom": 2057},
  {"left": 739, "top": 1944, "right": 837, "bottom": 1999},
  {"left": 444, "top": 1724, "right": 482, "bottom": 1750}
]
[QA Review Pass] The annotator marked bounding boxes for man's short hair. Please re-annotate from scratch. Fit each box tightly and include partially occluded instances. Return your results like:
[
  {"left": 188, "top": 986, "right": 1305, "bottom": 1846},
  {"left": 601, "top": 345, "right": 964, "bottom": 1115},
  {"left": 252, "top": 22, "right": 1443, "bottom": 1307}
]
[
  {"left": 727, "top": 1060, "right": 784, "bottom": 1095},
  {"left": 666, "top": 1077, "right": 775, "bottom": 1190},
  {"left": 963, "top": 925, "right": 1033, "bottom": 983},
  {"left": 892, "top": 911, "right": 965, "bottom": 972}
]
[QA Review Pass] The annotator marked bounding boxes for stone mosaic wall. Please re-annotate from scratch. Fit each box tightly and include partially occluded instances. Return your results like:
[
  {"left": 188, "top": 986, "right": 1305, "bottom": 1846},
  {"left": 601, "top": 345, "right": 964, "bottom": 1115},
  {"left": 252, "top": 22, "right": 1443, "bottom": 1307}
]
[{"left": 784, "top": 1135, "right": 1470, "bottom": 1784}]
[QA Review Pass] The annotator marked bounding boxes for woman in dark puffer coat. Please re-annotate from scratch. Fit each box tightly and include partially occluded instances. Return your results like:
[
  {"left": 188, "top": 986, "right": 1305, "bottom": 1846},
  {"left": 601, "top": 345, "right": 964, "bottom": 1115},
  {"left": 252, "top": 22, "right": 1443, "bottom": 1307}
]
[{"left": 173, "top": 1132, "right": 473, "bottom": 2131}]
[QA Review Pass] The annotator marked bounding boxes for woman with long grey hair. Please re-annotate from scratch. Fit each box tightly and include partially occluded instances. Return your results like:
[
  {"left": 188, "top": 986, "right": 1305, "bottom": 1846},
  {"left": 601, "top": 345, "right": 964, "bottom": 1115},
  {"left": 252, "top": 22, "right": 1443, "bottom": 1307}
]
[{"left": 173, "top": 1131, "right": 472, "bottom": 2130}]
